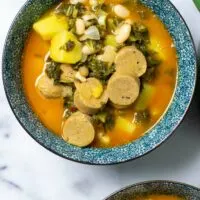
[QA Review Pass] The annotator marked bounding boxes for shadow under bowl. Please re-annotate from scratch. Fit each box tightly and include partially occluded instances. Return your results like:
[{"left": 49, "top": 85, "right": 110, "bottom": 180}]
[{"left": 2, "top": 0, "right": 197, "bottom": 165}]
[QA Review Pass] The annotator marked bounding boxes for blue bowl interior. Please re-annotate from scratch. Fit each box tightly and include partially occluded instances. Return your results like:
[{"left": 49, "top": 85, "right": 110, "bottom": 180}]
[
  {"left": 105, "top": 181, "right": 200, "bottom": 200},
  {"left": 2, "top": 0, "right": 196, "bottom": 164}
]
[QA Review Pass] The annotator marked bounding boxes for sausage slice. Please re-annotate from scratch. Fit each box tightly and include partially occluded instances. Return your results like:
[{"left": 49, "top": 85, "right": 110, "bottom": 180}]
[
  {"left": 74, "top": 78, "right": 108, "bottom": 114},
  {"left": 62, "top": 112, "right": 95, "bottom": 147},
  {"left": 107, "top": 74, "right": 140, "bottom": 108},
  {"left": 74, "top": 90, "right": 108, "bottom": 115},
  {"left": 115, "top": 46, "right": 147, "bottom": 77},
  {"left": 36, "top": 73, "right": 72, "bottom": 98}
]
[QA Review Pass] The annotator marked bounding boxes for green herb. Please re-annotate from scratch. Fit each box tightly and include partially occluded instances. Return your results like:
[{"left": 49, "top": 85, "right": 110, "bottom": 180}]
[
  {"left": 60, "top": 40, "right": 75, "bottom": 52},
  {"left": 142, "top": 67, "right": 156, "bottom": 83},
  {"left": 133, "top": 110, "right": 150, "bottom": 124},
  {"left": 107, "top": 17, "right": 122, "bottom": 33},
  {"left": 87, "top": 56, "right": 115, "bottom": 82},
  {"left": 128, "top": 23, "right": 149, "bottom": 45},
  {"left": 146, "top": 53, "right": 161, "bottom": 67},
  {"left": 92, "top": 110, "right": 115, "bottom": 131},
  {"left": 68, "top": 18, "right": 76, "bottom": 33},
  {"left": 85, "top": 40, "right": 103, "bottom": 53},
  {"left": 45, "top": 61, "right": 62, "bottom": 85},
  {"left": 55, "top": 3, "right": 85, "bottom": 18}
]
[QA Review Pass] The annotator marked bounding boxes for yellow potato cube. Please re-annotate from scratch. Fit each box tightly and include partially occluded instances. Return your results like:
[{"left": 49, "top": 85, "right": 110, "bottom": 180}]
[
  {"left": 50, "top": 30, "right": 82, "bottom": 64},
  {"left": 115, "top": 117, "right": 136, "bottom": 134},
  {"left": 92, "top": 84, "right": 103, "bottom": 98},
  {"left": 33, "top": 15, "right": 68, "bottom": 40}
]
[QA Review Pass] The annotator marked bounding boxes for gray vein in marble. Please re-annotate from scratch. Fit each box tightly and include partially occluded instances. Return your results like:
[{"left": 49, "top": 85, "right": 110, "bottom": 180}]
[
  {"left": 0, "top": 176, "right": 22, "bottom": 191},
  {"left": 0, "top": 165, "right": 8, "bottom": 171},
  {"left": 72, "top": 179, "right": 94, "bottom": 197}
]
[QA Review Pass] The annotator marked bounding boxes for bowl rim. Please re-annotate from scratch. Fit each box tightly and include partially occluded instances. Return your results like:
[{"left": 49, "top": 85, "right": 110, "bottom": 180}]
[
  {"left": 2, "top": 0, "right": 197, "bottom": 165},
  {"left": 104, "top": 180, "right": 200, "bottom": 199}
]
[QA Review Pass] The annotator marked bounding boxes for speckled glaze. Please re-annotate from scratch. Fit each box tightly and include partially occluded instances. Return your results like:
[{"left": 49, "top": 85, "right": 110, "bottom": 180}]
[
  {"left": 105, "top": 181, "right": 200, "bottom": 200},
  {"left": 2, "top": 0, "right": 197, "bottom": 165}
]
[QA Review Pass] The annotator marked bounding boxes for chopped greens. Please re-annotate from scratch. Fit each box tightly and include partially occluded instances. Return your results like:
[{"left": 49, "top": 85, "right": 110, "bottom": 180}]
[
  {"left": 60, "top": 40, "right": 75, "bottom": 52},
  {"left": 55, "top": 3, "right": 85, "bottom": 18},
  {"left": 107, "top": 17, "right": 122, "bottom": 33},
  {"left": 92, "top": 110, "right": 115, "bottom": 131},
  {"left": 142, "top": 67, "right": 156, "bottom": 82},
  {"left": 87, "top": 56, "right": 115, "bottom": 82},
  {"left": 133, "top": 109, "right": 151, "bottom": 124},
  {"left": 45, "top": 61, "right": 62, "bottom": 84},
  {"left": 85, "top": 40, "right": 103, "bottom": 53},
  {"left": 64, "top": 95, "right": 76, "bottom": 110}
]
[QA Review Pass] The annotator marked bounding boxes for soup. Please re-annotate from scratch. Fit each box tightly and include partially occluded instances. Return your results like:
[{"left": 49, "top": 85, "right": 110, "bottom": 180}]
[
  {"left": 135, "top": 194, "right": 184, "bottom": 200},
  {"left": 22, "top": 0, "right": 177, "bottom": 148}
]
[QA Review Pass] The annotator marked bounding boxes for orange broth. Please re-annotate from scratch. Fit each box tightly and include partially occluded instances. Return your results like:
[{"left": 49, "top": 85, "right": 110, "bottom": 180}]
[{"left": 22, "top": 0, "right": 177, "bottom": 148}]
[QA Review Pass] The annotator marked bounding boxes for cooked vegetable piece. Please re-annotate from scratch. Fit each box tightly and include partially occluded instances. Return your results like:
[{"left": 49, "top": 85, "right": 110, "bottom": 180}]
[
  {"left": 142, "top": 67, "right": 156, "bottom": 82},
  {"left": 92, "top": 110, "right": 115, "bottom": 130},
  {"left": 107, "top": 17, "right": 122, "bottom": 33},
  {"left": 33, "top": 15, "right": 68, "bottom": 40},
  {"left": 107, "top": 74, "right": 140, "bottom": 108},
  {"left": 62, "top": 112, "right": 95, "bottom": 147},
  {"left": 104, "top": 35, "right": 117, "bottom": 47},
  {"left": 115, "top": 46, "right": 147, "bottom": 77},
  {"left": 50, "top": 30, "right": 82, "bottom": 64},
  {"left": 133, "top": 109, "right": 150, "bottom": 124},
  {"left": 75, "top": 71, "right": 87, "bottom": 82},
  {"left": 97, "top": 10, "right": 108, "bottom": 27},
  {"left": 45, "top": 61, "right": 61, "bottom": 84},
  {"left": 87, "top": 56, "right": 115, "bottom": 82},
  {"left": 115, "top": 116, "right": 136, "bottom": 133},
  {"left": 36, "top": 74, "right": 72, "bottom": 98},
  {"left": 135, "top": 83, "right": 155, "bottom": 111},
  {"left": 59, "top": 40, "right": 75, "bottom": 51},
  {"left": 82, "top": 40, "right": 103, "bottom": 55},
  {"left": 60, "top": 64, "right": 76, "bottom": 83},
  {"left": 97, "top": 46, "right": 117, "bottom": 65},
  {"left": 55, "top": 2, "right": 86, "bottom": 18},
  {"left": 84, "top": 26, "right": 101, "bottom": 40}
]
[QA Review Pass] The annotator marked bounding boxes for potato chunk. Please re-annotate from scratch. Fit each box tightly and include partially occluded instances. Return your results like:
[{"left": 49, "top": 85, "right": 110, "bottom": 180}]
[
  {"left": 50, "top": 30, "right": 82, "bottom": 64},
  {"left": 36, "top": 74, "right": 72, "bottom": 98},
  {"left": 33, "top": 15, "right": 68, "bottom": 40}
]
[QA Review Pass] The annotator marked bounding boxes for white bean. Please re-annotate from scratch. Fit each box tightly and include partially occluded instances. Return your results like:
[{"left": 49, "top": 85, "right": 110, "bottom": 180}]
[
  {"left": 82, "top": 45, "right": 94, "bottom": 55},
  {"left": 75, "top": 72, "right": 87, "bottom": 82},
  {"left": 115, "top": 24, "right": 131, "bottom": 43},
  {"left": 79, "top": 66, "right": 89, "bottom": 77},
  {"left": 76, "top": 18, "right": 85, "bottom": 35},
  {"left": 113, "top": 4, "right": 130, "bottom": 19}
]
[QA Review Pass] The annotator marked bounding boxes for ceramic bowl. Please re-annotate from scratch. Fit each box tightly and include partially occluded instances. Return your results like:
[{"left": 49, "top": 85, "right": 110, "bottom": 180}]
[
  {"left": 105, "top": 181, "right": 200, "bottom": 200},
  {"left": 2, "top": 0, "right": 197, "bottom": 165}
]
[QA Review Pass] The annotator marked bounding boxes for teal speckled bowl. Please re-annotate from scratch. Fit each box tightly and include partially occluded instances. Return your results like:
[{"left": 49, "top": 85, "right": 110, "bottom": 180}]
[
  {"left": 2, "top": 0, "right": 197, "bottom": 165},
  {"left": 105, "top": 181, "right": 200, "bottom": 199}
]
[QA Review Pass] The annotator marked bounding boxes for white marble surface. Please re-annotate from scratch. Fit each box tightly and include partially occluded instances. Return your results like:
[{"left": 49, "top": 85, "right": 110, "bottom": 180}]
[{"left": 0, "top": 0, "right": 200, "bottom": 200}]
